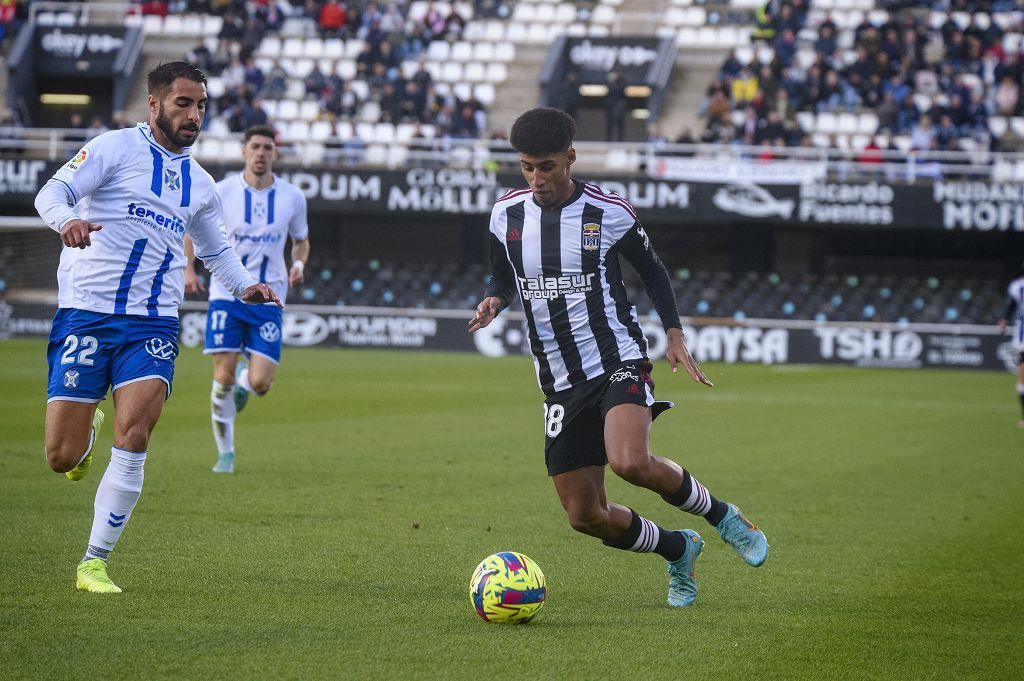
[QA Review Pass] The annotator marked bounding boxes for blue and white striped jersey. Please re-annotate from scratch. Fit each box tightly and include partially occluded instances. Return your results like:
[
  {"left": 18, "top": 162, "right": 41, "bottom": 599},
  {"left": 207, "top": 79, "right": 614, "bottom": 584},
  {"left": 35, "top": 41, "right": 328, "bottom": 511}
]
[
  {"left": 208, "top": 173, "right": 308, "bottom": 305},
  {"left": 35, "top": 123, "right": 255, "bottom": 317}
]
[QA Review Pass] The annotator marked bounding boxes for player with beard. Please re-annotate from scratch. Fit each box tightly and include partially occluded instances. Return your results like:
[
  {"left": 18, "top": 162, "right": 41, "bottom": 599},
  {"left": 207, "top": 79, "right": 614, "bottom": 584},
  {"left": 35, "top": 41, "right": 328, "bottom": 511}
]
[
  {"left": 34, "top": 62, "right": 281, "bottom": 593},
  {"left": 470, "top": 108, "right": 768, "bottom": 608},
  {"left": 183, "top": 126, "right": 310, "bottom": 473}
]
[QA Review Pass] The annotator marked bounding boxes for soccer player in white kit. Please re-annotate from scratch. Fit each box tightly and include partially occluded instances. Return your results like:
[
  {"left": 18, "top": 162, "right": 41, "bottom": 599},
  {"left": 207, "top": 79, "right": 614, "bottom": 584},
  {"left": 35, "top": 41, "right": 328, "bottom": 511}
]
[
  {"left": 998, "top": 270, "right": 1024, "bottom": 427},
  {"left": 184, "top": 125, "right": 310, "bottom": 473},
  {"left": 34, "top": 62, "right": 281, "bottom": 593}
]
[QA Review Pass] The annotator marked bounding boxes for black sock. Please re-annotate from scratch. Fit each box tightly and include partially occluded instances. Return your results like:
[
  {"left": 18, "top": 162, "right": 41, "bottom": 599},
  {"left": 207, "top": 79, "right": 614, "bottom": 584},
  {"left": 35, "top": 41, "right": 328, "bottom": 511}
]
[
  {"left": 662, "top": 470, "right": 729, "bottom": 527},
  {"left": 602, "top": 509, "right": 686, "bottom": 561}
]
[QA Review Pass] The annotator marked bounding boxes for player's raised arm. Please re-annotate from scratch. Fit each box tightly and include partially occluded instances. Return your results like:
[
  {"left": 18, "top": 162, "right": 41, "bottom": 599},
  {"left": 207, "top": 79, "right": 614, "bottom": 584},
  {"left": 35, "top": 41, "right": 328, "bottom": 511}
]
[{"left": 35, "top": 134, "right": 114, "bottom": 247}]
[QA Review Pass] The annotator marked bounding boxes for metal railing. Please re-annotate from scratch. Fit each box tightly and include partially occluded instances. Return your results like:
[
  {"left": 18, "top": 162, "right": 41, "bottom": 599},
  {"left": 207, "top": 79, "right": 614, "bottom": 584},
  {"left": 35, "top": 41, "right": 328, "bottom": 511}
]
[{"left": 3, "top": 126, "right": 1022, "bottom": 182}]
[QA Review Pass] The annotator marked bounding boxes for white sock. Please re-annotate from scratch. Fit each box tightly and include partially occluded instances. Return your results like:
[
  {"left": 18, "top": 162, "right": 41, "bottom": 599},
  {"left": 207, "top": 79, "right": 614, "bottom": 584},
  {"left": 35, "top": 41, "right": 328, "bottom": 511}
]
[
  {"left": 237, "top": 367, "right": 253, "bottom": 394},
  {"left": 211, "top": 380, "right": 236, "bottom": 454},
  {"left": 84, "top": 447, "right": 146, "bottom": 561},
  {"left": 1016, "top": 383, "right": 1024, "bottom": 395}
]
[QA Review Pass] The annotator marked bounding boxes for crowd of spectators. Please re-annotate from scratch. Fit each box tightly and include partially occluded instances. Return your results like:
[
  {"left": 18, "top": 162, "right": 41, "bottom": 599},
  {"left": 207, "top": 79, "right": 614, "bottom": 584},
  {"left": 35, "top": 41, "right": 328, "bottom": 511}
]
[
  {"left": 166, "top": 1, "right": 492, "bottom": 140},
  {"left": 700, "top": 0, "right": 1024, "bottom": 158}
]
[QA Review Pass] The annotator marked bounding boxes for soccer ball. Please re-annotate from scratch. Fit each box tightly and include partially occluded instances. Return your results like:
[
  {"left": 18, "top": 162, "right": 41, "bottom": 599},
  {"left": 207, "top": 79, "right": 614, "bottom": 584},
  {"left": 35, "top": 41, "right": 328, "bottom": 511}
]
[{"left": 470, "top": 551, "right": 546, "bottom": 623}]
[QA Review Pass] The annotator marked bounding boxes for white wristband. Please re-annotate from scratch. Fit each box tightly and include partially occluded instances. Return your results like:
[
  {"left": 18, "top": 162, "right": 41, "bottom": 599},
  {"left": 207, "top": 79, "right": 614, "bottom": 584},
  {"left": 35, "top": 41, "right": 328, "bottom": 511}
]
[{"left": 291, "top": 260, "right": 305, "bottom": 273}]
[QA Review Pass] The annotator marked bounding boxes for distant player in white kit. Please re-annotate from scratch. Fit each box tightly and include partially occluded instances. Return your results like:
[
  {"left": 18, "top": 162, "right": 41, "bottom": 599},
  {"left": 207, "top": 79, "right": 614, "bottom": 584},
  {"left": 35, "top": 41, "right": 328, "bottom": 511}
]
[
  {"left": 998, "top": 268, "right": 1024, "bottom": 427},
  {"left": 34, "top": 62, "right": 281, "bottom": 593},
  {"left": 184, "top": 125, "right": 310, "bottom": 474}
]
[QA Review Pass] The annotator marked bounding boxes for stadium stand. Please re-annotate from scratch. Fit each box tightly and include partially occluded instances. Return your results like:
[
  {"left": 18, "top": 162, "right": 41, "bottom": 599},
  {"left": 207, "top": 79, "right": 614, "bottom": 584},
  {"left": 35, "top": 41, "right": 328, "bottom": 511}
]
[{"left": 694, "top": 0, "right": 1024, "bottom": 161}]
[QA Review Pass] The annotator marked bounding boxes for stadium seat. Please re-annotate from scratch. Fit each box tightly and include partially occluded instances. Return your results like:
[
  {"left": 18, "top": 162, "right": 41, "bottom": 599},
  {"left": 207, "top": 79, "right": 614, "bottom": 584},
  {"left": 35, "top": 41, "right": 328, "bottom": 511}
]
[
  {"left": 816, "top": 112, "right": 838, "bottom": 134},
  {"left": 344, "top": 40, "right": 366, "bottom": 58},
  {"left": 463, "top": 62, "right": 486, "bottom": 82},
  {"left": 359, "top": 100, "right": 381, "bottom": 123},
  {"left": 373, "top": 123, "right": 396, "bottom": 144},
  {"left": 1012, "top": 118, "right": 1024, "bottom": 138},
  {"left": 485, "top": 63, "right": 508, "bottom": 83},
  {"left": 364, "top": 144, "right": 388, "bottom": 165},
  {"left": 858, "top": 112, "right": 879, "bottom": 135},
  {"left": 203, "top": 15, "right": 223, "bottom": 36},
  {"left": 337, "top": 59, "right": 357, "bottom": 80},
  {"left": 451, "top": 41, "right": 474, "bottom": 61},
  {"left": 591, "top": 5, "right": 615, "bottom": 24},
  {"left": 257, "top": 37, "right": 282, "bottom": 58},
  {"left": 206, "top": 77, "right": 225, "bottom": 99},
  {"left": 277, "top": 100, "right": 299, "bottom": 121},
  {"left": 282, "top": 39, "right": 304, "bottom": 59},
  {"left": 387, "top": 145, "right": 409, "bottom": 168},
  {"left": 262, "top": 100, "right": 279, "bottom": 118},
  {"left": 300, "top": 100, "right": 320, "bottom": 122},
  {"left": 143, "top": 14, "right": 163, "bottom": 34},
  {"left": 473, "top": 42, "right": 494, "bottom": 62},
  {"left": 837, "top": 113, "right": 858, "bottom": 134},
  {"left": 484, "top": 21, "right": 505, "bottom": 42},
  {"left": 556, "top": 4, "right": 577, "bottom": 23},
  {"left": 989, "top": 116, "right": 1008, "bottom": 138},
  {"left": 494, "top": 43, "right": 515, "bottom": 63},
  {"left": 427, "top": 40, "right": 450, "bottom": 61},
  {"left": 506, "top": 22, "right": 528, "bottom": 42},
  {"left": 441, "top": 62, "right": 463, "bottom": 82},
  {"left": 335, "top": 121, "right": 354, "bottom": 141},
  {"left": 350, "top": 80, "right": 370, "bottom": 100},
  {"left": 473, "top": 83, "right": 496, "bottom": 105},
  {"left": 453, "top": 82, "right": 472, "bottom": 102},
  {"left": 697, "top": 27, "right": 718, "bottom": 47},
  {"left": 181, "top": 15, "right": 203, "bottom": 36},
  {"left": 796, "top": 111, "right": 816, "bottom": 133},
  {"left": 535, "top": 5, "right": 557, "bottom": 23},
  {"left": 513, "top": 4, "right": 536, "bottom": 21},
  {"left": 303, "top": 38, "right": 325, "bottom": 59},
  {"left": 303, "top": 142, "right": 325, "bottom": 164}
]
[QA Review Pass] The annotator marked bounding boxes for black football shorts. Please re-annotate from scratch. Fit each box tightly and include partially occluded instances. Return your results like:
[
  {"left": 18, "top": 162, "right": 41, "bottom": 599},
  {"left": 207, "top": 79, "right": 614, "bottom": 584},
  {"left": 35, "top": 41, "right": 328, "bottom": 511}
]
[{"left": 542, "top": 360, "right": 673, "bottom": 476}]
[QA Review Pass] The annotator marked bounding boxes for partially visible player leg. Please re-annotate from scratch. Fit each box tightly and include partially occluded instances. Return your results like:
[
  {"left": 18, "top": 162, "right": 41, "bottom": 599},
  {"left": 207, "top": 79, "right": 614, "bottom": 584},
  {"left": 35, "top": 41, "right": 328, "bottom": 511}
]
[
  {"left": 44, "top": 400, "right": 102, "bottom": 476},
  {"left": 79, "top": 379, "right": 166, "bottom": 593},
  {"left": 604, "top": 403, "right": 768, "bottom": 568},
  {"left": 1016, "top": 358, "right": 1024, "bottom": 427},
  {"left": 238, "top": 352, "right": 277, "bottom": 397},
  {"left": 552, "top": 465, "right": 701, "bottom": 606},
  {"left": 210, "top": 352, "right": 239, "bottom": 473}
]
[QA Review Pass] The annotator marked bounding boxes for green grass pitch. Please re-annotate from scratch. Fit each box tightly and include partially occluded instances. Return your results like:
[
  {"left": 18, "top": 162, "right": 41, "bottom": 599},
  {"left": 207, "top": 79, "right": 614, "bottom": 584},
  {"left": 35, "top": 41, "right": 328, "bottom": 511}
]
[{"left": 1, "top": 339, "right": 1022, "bottom": 680}]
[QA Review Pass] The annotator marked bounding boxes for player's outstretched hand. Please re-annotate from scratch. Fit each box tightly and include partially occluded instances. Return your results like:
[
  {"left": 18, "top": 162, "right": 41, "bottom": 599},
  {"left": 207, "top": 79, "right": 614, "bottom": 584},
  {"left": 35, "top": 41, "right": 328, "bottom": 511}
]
[
  {"left": 241, "top": 283, "right": 284, "bottom": 308},
  {"left": 289, "top": 262, "right": 305, "bottom": 287},
  {"left": 666, "top": 327, "right": 713, "bottom": 387},
  {"left": 60, "top": 219, "right": 102, "bottom": 249},
  {"left": 184, "top": 266, "right": 206, "bottom": 294},
  {"left": 468, "top": 297, "right": 502, "bottom": 333}
]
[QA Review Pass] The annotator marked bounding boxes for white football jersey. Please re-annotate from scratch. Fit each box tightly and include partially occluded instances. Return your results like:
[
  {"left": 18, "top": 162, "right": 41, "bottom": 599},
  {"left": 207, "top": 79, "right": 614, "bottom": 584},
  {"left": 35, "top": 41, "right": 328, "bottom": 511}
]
[
  {"left": 35, "top": 123, "right": 253, "bottom": 317},
  {"left": 1009, "top": 276, "right": 1024, "bottom": 349},
  {"left": 208, "top": 172, "right": 308, "bottom": 305}
]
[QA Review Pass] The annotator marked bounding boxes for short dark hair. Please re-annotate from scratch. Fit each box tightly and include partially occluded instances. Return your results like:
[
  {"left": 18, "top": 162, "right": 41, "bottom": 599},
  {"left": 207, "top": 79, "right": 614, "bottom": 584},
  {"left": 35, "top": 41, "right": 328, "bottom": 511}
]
[
  {"left": 509, "top": 108, "right": 576, "bottom": 155},
  {"left": 244, "top": 125, "right": 277, "bottom": 144},
  {"left": 147, "top": 62, "right": 207, "bottom": 97}
]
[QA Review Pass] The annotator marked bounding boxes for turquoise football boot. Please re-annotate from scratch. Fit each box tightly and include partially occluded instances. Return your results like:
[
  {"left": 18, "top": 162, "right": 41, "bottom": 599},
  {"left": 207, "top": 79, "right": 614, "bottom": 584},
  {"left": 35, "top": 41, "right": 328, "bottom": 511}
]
[
  {"left": 667, "top": 529, "right": 703, "bottom": 607},
  {"left": 716, "top": 504, "right": 769, "bottom": 567}
]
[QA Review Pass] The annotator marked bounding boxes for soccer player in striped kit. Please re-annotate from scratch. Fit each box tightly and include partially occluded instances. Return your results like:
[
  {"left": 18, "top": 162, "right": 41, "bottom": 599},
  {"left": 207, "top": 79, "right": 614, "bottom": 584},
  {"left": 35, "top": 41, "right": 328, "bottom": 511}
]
[
  {"left": 998, "top": 268, "right": 1024, "bottom": 427},
  {"left": 470, "top": 108, "right": 768, "bottom": 607},
  {"left": 184, "top": 125, "right": 310, "bottom": 474},
  {"left": 34, "top": 62, "right": 281, "bottom": 593}
]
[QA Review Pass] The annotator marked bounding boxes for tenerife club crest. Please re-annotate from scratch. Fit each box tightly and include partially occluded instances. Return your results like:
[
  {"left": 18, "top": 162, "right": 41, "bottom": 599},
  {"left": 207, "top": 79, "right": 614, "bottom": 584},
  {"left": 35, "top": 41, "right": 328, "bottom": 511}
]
[
  {"left": 582, "top": 223, "right": 601, "bottom": 251},
  {"left": 163, "top": 168, "right": 181, "bottom": 192},
  {"left": 63, "top": 369, "right": 80, "bottom": 389}
]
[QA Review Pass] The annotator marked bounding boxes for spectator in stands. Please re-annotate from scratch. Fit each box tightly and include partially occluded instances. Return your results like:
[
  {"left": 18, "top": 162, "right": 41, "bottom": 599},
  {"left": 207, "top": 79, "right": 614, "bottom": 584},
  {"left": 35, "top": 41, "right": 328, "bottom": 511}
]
[
  {"left": 773, "top": 29, "right": 797, "bottom": 67},
  {"left": 265, "top": 60, "right": 288, "bottom": 100},
  {"left": 558, "top": 72, "right": 581, "bottom": 121},
  {"left": 243, "top": 56, "right": 265, "bottom": 94},
  {"left": 187, "top": 39, "right": 213, "bottom": 74},
  {"left": 815, "top": 23, "right": 838, "bottom": 58},
  {"left": 605, "top": 71, "right": 627, "bottom": 142},
  {"left": 910, "top": 114, "right": 936, "bottom": 151},
  {"left": 305, "top": 63, "right": 327, "bottom": 99},
  {"left": 719, "top": 50, "right": 743, "bottom": 79},
  {"left": 449, "top": 104, "right": 479, "bottom": 139},
  {"left": 398, "top": 80, "right": 427, "bottom": 122},
  {"left": 995, "top": 75, "right": 1020, "bottom": 116},
  {"left": 731, "top": 68, "right": 758, "bottom": 108},
  {"left": 319, "top": 0, "right": 347, "bottom": 38},
  {"left": 63, "top": 113, "right": 88, "bottom": 157},
  {"left": 85, "top": 116, "right": 109, "bottom": 141},
  {"left": 935, "top": 113, "right": 960, "bottom": 150},
  {"left": 895, "top": 93, "right": 920, "bottom": 133}
]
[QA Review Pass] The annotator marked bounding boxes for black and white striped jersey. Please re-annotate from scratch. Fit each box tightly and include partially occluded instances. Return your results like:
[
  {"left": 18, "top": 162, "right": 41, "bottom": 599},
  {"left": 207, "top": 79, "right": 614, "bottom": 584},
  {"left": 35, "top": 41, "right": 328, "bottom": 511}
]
[{"left": 484, "top": 180, "right": 682, "bottom": 396}]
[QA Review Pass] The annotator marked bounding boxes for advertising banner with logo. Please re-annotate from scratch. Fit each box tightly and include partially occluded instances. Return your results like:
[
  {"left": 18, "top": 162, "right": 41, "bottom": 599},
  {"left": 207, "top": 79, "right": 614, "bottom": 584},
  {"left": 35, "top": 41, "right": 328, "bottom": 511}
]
[
  {"left": 562, "top": 37, "right": 665, "bottom": 84},
  {"left": 5, "top": 163, "right": 1024, "bottom": 232},
  {"left": 34, "top": 26, "right": 129, "bottom": 76},
  {"left": 0, "top": 302, "right": 1009, "bottom": 372}
]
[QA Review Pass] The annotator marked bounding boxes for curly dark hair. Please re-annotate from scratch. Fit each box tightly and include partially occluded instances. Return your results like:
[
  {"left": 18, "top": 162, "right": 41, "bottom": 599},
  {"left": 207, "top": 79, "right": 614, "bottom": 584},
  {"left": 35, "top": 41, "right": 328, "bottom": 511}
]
[
  {"left": 147, "top": 62, "right": 207, "bottom": 97},
  {"left": 509, "top": 108, "right": 576, "bottom": 155}
]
